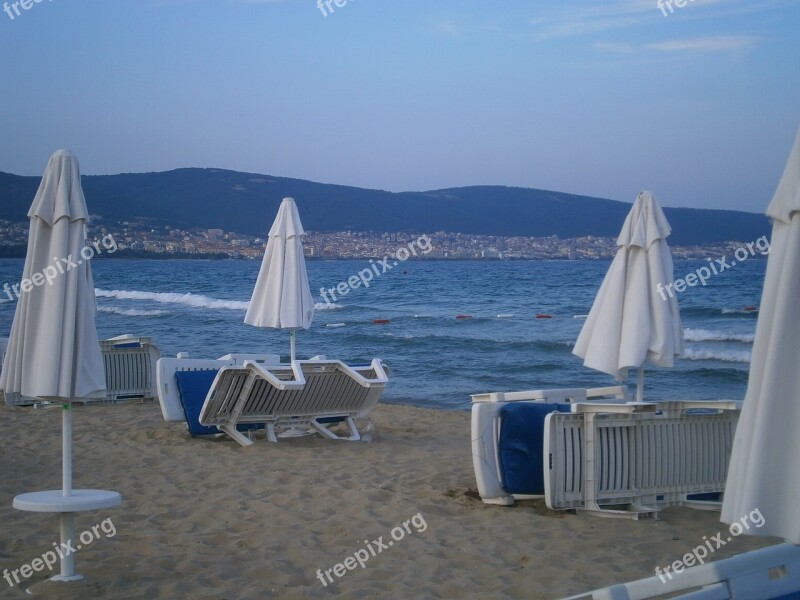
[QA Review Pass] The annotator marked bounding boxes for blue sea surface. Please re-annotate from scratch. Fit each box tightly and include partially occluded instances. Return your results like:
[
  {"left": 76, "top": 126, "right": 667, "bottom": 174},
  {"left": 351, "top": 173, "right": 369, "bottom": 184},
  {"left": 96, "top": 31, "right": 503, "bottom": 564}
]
[{"left": 0, "top": 257, "right": 765, "bottom": 410}]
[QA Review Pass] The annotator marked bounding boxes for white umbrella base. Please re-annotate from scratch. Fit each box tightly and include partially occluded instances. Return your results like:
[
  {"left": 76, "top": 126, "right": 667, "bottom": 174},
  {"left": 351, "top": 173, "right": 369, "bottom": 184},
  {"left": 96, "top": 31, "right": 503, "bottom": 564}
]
[{"left": 13, "top": 490, "right": 121, "bottom": 581}]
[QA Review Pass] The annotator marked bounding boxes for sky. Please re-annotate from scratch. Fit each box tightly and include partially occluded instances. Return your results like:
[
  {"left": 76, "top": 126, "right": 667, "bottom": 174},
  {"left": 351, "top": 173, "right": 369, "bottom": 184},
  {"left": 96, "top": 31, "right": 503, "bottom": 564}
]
[{"left": 0, "top": 0, "right": 798, "bottom": 214}]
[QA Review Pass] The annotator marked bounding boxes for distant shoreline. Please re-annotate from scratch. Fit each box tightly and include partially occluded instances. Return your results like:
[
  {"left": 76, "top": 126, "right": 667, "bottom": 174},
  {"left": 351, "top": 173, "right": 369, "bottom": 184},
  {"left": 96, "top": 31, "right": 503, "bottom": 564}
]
[{"left": 0, "top": 244, "right": 769, "bottom": 262}]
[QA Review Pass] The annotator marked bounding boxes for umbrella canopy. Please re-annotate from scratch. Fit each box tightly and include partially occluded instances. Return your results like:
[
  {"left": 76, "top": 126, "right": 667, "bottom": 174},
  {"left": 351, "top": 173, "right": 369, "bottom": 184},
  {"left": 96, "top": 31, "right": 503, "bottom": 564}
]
[
  {"left": 244, "top": 197, "right": 315, "bottom": 361},
  {"left": 0, "top": 149, "right": 105, "bottom": 405},
  {"left": 722, "top": 127, "right": 800, "bottom": 544},
  {"left": 572, "top": 190, "right": 684, "bottom": 402}
]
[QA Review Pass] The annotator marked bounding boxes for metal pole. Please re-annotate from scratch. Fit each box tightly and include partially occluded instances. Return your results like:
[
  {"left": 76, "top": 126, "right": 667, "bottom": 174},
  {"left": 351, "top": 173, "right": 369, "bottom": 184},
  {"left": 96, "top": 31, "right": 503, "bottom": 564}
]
[
  {"left": 63, "top": 403, "right": 71, "bottom": 496},
  {"left": 56, "top": 402, "right": 80, "bottom": 580},
  {"left": 290, "top": 330, "right": 296, "bottom": 363}
]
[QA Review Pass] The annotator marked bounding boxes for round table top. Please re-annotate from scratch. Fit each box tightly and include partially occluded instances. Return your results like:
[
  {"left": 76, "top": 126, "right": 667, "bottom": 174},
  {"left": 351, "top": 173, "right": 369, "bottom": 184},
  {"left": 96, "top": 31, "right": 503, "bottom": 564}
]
[{"left": 13, "top": 489, "right": 121, "bottom": 513}]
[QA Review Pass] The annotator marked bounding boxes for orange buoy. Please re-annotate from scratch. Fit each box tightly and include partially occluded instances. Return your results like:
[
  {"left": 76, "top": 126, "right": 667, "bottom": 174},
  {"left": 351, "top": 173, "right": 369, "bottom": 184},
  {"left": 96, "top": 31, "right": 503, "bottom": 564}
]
[
  {"left": 743, "top": 306, "right": 757, "bottom": 312},
  {"left": 535, "top": 314, "right": 553, "bottom": 319},
  {"left": 372, "top": 319, "right": 390, "bottom": 324},
  {"left": 455, "top": 315, "right": 472, "bottom": 320}
]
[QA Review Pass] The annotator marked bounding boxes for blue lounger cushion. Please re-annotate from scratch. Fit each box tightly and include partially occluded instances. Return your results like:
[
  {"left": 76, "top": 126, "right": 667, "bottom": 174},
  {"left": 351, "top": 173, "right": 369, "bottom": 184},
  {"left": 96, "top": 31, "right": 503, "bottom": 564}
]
[
  {"left": 498, "top": 402, "right": 571, "bottom": 495},
  {"left": 175, "top": 369, "right": 263, "bottom": 437}
]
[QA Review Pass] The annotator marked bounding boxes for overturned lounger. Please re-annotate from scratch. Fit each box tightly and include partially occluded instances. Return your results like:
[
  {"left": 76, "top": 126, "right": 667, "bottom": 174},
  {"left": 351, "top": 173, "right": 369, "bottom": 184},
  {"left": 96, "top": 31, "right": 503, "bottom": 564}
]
[
  {"left": 545, "top": 401, "right": 740, "bottom": 519},
  {"left": 200, "top": 359, "right": 388, "bottom": 446},
  {"left": 471, "top": 386, "right": 633, "bottom": 506}
]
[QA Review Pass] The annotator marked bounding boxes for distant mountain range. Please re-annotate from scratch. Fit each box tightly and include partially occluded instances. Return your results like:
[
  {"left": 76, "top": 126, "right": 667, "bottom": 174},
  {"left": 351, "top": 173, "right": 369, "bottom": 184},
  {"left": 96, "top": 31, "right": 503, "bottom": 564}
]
[{"left": 0, "top": 168, "right": 769, "bottom": 245}]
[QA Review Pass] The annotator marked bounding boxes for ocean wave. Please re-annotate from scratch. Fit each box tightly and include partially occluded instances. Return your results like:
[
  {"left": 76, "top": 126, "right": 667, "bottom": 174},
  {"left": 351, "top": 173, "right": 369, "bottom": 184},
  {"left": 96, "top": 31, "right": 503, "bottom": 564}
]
[
  {"left": 683, "top": 328, "right": 755, "bottom": 343},
  {"left": 722, "top": 307, "right": 758, "bottom": 315},
  {"left": 97, "top": 306, "right": 167, "bottom": 317},
  {"left": 95, "top": 289, "right": 249, "bottom": 311},
  {"left": 681, "top": 348, "right": 751, "bottom": 364},
  {"left": 315, "top": 302, "right": 342, "bottom": 310}
]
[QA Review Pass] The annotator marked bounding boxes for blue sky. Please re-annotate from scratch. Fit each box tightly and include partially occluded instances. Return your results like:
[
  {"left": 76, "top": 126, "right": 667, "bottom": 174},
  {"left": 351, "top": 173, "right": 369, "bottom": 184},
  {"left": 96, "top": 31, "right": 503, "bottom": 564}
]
[{"left": 0, "top": 0, "right": 798, "bottom": 213}]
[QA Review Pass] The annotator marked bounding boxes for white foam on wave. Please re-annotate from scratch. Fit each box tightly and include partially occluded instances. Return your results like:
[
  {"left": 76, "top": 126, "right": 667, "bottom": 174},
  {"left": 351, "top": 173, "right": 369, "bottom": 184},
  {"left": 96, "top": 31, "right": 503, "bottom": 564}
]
[
  {"left": 98, "top": 306, "right": 167, "bottom": 317},
  {"left": 96, "top": 289, "right": 341, "bottom": 313},
  {"left": 315, "top": 302, "right": 342, "bottom": 310},
  {"left": 722, "top": 307, "right": 758, "bottom": 315},
  {"left": 681, "top": 348, "right": 751, "bottom": 363},
  {"left": 95, "top": 289, "right": 249, "bottom": 311},
  {"left": 683, "top": 328, "right": 755, "bottom": 344}
]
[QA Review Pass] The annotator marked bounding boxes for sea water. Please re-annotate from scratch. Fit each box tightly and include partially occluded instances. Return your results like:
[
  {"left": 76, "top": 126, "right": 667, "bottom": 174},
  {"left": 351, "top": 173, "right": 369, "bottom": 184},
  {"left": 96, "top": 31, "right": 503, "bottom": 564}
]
[{"left": 0, "top": 258, "right": 764, "bottom": 410}]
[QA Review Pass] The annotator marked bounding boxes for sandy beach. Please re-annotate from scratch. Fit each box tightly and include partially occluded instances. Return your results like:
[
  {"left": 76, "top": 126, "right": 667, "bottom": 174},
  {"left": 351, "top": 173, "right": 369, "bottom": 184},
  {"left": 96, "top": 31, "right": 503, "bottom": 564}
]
[{"left": 0, "top": 400, "right": 776, "bottom": 600}]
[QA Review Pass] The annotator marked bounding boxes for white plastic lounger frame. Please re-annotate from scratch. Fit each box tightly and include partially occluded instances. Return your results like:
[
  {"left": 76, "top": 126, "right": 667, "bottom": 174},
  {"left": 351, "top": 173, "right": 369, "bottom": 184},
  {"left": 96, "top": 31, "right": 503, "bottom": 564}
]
[
  {"left": 100, "top": 335, "right": 161, "bottom": 403},
  {"left": 545, "top": 401, "right": 740, "bottom": 519},
  {"left": 471, "top": 386, "right": 633, "bottom": 506},
  {"left": 156, "top": 353, "right": 282, "bottom": 422},
  {"left": 200, "top": 359, "right": 388, "bottom": 446},
  {"left": 563, "top": 542, "right": 800, "bottom": 600}
]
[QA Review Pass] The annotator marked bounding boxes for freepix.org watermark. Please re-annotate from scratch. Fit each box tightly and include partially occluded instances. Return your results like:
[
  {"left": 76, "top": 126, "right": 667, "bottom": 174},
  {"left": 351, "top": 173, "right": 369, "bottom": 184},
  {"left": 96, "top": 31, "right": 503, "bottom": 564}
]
[
  {"left": 3, "top": 0, "right": 54, "bottom": 21},
  {"left": 1, "top": 234, "right": 118, "bottom": 303},
  {"left": 656, "top": 235, "right": 770, "bottom": 301},
  {"left": 318, "top": 235, "right": 432, "bottom": 306},
  {"left": 316, "top": 512, "right": 428, "bottom": 587},
  {"left": 3, "top": 517, "right": 116, "bottom": 588},
  {"left": 655, "top": 508, "right": 765, "bottom": 584},
  {"left": 657, "top": 0, "right": 695, "bottom": 17},
  {"left": 317, "top": 0, "right": 353, "bottom": 17}
]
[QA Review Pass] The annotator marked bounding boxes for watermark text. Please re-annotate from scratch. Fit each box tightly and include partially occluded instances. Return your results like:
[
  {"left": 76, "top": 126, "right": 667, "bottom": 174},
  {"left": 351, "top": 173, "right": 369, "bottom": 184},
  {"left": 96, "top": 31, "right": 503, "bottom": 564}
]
[
  {"left": 656, "top": 235, "right": 770, "bottom": 301},
  {"left": 1, "top": 234, "right": 118, "bottom": 303},
  {"left": 3, "top": 517, "right": 116, "bottom": 588},
  {"left": 319, "top": 235, "right": 432, "bottom": 306},
  {"left": 316, "top": 512, "right": 427, "bottom": 586},
  {"left": 655, "top": 508, "right": 765, "bottom": 583}
]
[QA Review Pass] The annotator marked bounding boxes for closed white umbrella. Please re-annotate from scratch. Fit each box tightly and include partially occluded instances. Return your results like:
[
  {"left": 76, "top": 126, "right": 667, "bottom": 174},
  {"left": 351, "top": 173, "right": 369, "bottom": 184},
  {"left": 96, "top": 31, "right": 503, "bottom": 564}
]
[
  {"left": 1, "top": 150, "right": 119, "bottom": 582},
  {"left": 244, "top": 197, "right": 315, "bottom": 362},
  {"left": 722, "top": 127, "right": 800, "bottom": 543},
  {"left": 573, "top": 190, "right": 684, "bottom": 402}
]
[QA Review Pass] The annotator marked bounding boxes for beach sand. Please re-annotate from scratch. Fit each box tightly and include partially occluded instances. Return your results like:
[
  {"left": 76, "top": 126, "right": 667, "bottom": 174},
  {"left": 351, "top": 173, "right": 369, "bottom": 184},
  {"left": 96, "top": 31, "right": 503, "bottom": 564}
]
[{"left": 0, "top": 401, "right": 776, "bottom": 599}]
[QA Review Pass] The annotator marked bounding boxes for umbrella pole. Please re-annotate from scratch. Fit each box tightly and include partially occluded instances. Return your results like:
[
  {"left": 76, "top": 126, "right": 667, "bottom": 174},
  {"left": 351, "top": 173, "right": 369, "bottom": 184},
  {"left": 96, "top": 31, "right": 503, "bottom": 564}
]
[
  {"left": 63, "top": 403, "right": 72, "bottom": 496},
  {"left": 636, "top": 368, "right": 644, "bottom": 403},
  {"left": 290, "top": 330, "right": 296, "bottom": 363},
  {"left": 57, "top": 403, "right": 80, "bottom": 580}
]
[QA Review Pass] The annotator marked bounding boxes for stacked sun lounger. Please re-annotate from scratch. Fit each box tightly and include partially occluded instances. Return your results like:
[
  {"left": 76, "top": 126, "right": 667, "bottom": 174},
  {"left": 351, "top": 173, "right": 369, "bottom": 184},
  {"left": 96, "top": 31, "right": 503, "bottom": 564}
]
[
  {"left": 471, "top": 387, "right": 740, "bottom": 518},
  {"left": 157, "top": 354, "right": 388, "bottom": 446}
]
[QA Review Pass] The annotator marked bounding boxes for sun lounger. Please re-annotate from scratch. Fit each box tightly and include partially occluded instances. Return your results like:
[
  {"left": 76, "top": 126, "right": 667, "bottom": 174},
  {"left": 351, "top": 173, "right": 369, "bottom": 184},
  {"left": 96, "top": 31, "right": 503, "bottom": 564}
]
[
  {"left": 471, "top": 386, "right": 633, "bottom": 506},
  {"left": 199, "top": 358, "right": 388, "bottom": 446},
  {"left": 156, "top": 353, "right": 281, "bottom": 424},
  {"left": 471, "top": 387, "right": 739, "bottom": 515},
  {"left": 100, "top": 335, "right": 161, "bottom": 402},
  {"left": 545, "top": 401, "right": 740, "bottom": 519},
  {"left": 563, "top": 542, "right": 800, "bottom": 600}
]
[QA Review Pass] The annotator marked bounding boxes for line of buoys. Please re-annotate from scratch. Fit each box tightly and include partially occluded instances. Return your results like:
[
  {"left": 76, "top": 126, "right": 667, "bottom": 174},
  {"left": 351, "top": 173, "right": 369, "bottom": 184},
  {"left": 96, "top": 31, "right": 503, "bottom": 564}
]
[
  {"left": 535, "top": 314, "right": 553, "bottom": 319},
  {"left": 326, "top": 323, "right": 346, "bottom": 328},
  {"left": 496, "top": 314, "right": 514, "bottom": 318},
  {"left": 455, "top": 315, "right": 473, "bottom": 320},
  {"left": 743, "top": 306, "right": 757, "bottom": 312},
  {"left": 573, "top": 314, "right": 588, "bottom": 319},
  {"left": 372, "top": 319, "right": 391, "bottom": 324}
]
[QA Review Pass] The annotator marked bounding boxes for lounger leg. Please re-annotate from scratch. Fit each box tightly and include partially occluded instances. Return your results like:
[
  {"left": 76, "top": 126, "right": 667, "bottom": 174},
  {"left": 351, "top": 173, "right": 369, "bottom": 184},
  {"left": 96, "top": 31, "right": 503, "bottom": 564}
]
[
  {"left": 220, "top": 425, "right": 254, "bottom": 447},
  {"left": 266, "top": 423, "right": 278, "bottom": 443},
  {"left": 310, "top": 416, "right": 361, "bottom": 441}
]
